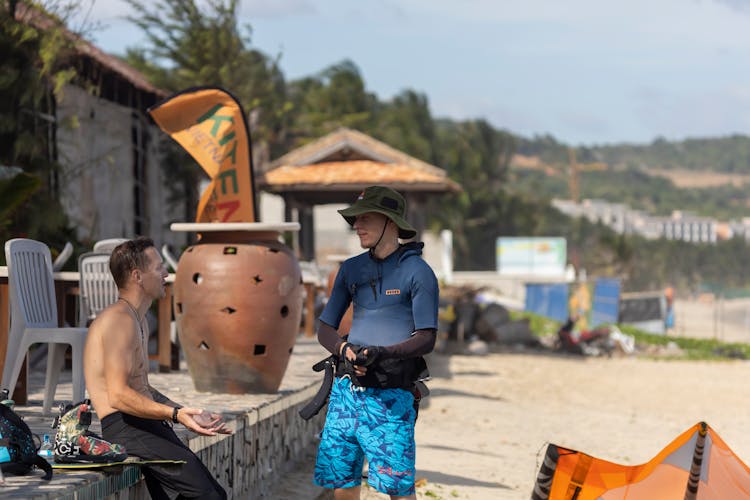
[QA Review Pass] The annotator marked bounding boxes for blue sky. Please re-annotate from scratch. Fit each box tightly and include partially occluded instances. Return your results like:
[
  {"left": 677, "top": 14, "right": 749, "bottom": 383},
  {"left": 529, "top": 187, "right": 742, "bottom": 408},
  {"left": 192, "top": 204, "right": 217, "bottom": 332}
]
[{"left": 80, "top": 0, "right": 750, "bottom": 146}]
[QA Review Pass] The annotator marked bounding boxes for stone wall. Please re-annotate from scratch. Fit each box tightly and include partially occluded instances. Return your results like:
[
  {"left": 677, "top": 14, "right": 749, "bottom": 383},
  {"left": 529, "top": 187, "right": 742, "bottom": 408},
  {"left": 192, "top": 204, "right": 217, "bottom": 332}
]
[{"left": 172, "top": 384, "right": 324, "bottom": 499}]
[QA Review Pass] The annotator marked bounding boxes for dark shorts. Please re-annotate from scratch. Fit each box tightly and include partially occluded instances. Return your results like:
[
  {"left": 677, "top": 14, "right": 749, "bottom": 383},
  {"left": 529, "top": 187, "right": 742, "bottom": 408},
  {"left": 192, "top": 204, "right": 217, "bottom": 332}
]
[{"left": 101, "top": 412, "right": 226, "bottom": 500}]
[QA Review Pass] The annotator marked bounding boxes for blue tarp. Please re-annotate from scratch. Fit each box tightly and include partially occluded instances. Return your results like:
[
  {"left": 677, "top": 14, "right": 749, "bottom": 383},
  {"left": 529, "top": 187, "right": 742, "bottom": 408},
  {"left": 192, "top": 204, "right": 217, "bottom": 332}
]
[
  {"left": 524, "top": 283, "right": 569, "bottom": 322},
  {"left": 591, "top": 278, "right": 621, "bottom": 327}
]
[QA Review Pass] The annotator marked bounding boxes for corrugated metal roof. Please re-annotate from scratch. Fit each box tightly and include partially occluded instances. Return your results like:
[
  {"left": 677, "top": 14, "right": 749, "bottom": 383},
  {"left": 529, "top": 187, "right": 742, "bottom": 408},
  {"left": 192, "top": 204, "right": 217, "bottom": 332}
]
[
  {"left": 15, "top": 3, "right": 166, "bottom": 98},
  {"left": 72, "top": 35, "right": 166, "bottom": 98}
]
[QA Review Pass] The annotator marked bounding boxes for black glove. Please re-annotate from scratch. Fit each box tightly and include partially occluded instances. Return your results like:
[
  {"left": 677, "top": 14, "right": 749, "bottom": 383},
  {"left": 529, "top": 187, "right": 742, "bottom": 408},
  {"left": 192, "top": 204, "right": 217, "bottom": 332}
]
[
  {"left": 354, "top": 346, "right": 384, "bottom": 367},
  {"left": 341, "top": 343, "right": 362, "bottom": 373},
  {"left": 341, "top": 342, "right": 360, "bottom": 359}
]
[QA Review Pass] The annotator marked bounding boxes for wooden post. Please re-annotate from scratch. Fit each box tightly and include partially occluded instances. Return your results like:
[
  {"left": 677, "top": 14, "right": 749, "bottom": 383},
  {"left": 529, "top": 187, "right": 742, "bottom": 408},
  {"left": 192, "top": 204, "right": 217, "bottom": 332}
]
[
  {"left": 157, "top": 282, "right": 173, "bottom": 372},
  {"left": 0, "top": 276, "right": 25, "bottom": 403},
  {"left": 0, "top": 277, "right": 9, "bottom": 377},
  {"left": 304, "top": 282, "right": 316, "bottom": 338},
  {"left": 2, "top": 272, "right": 80, "bottom": 404}
]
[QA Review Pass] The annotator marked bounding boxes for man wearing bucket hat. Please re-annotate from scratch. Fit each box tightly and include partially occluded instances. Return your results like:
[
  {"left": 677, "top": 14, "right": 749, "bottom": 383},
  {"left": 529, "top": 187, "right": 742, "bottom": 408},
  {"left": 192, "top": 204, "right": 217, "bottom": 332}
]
[{"left": 313, "top": 186, "right": 439, "bottom": 499}]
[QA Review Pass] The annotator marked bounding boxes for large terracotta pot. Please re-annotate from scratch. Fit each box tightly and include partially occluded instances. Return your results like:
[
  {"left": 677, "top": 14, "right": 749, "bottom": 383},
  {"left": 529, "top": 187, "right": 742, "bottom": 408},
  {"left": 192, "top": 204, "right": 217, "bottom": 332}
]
[{"left": 171, "top": 223, "right": 302, "bottom": 393}]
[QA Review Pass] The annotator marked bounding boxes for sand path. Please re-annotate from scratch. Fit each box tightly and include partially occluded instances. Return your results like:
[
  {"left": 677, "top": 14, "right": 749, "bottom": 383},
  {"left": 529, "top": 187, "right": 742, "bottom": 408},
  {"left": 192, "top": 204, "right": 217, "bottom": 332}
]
[{"left": 354, "top": 349, "right": 750, "bottom": 499}]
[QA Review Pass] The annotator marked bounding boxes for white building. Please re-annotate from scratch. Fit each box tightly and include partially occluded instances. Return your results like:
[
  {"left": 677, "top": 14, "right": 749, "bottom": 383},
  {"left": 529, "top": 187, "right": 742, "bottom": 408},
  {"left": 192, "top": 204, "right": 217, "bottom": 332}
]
[{"left": 552, "top": 198, "right": 718, "bottom": 243}]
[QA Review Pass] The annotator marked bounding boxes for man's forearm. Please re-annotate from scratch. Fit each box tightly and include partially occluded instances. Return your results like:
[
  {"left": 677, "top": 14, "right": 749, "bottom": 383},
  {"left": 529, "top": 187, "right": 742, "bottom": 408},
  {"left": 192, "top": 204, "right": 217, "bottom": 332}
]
[
  {"left": 149, "top": 386, "right": 179, "bottom": 408},
  {"left": 109, "top": 386, "right": 175, "bottom": 421},
  {"left": 318, "top": 321, "right": 347, "bottom": 355},
  {"left": 380, "top": 329, "right": 436, "bottom": 359}
]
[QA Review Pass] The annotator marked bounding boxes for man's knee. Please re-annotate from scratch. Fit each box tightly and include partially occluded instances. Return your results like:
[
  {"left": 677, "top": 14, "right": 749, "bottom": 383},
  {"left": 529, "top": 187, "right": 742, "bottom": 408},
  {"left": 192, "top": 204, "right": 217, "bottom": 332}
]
[
  {"left": 181, "top": 459, "right": 226, "bottom": 499},
  {"left": 149, "top": 453, "right": 225, "bottom": 499},
  {"left": 334, "top": 485, "right": 361, "bottom": 500}
]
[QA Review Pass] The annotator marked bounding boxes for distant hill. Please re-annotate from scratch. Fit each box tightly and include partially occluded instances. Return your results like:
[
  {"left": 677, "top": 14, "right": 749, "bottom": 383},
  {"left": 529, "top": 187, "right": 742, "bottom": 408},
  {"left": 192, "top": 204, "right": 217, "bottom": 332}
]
[
  {"left": 508, "top": 134, "right": 750, "bottom": 220},
  {"left": 594, "top": 135, "right": 750, "bottom": 174},
  {"left": 515, "top": 134, "right": 750, "bottom": 174}
]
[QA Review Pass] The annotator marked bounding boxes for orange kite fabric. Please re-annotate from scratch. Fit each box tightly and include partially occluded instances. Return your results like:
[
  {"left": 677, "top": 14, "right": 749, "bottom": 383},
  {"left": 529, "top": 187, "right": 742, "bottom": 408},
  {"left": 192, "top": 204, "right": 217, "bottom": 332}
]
[
  {"left": 533, "top": 422, "right": 750, "bottom": 499},
  {"left": 148, "top": 87, "right": 257, "bottom": 223}
]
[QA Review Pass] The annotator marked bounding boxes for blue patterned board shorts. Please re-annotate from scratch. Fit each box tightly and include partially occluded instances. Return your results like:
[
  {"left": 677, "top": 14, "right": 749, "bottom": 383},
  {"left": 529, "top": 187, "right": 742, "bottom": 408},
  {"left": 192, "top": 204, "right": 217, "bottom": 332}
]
[{"left": 314, "top": 376, "right": 417, "bottom": 496}]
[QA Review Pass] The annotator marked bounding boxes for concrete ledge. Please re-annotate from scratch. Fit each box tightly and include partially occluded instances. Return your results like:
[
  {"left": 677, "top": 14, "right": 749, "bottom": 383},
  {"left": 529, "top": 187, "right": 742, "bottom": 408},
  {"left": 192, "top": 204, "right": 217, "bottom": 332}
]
[
  {"left": 194, "top": 383, "right": 326, "bottom": 499},
  {"left": 2, "top": 337, "right": 329, "bottom": 499}
]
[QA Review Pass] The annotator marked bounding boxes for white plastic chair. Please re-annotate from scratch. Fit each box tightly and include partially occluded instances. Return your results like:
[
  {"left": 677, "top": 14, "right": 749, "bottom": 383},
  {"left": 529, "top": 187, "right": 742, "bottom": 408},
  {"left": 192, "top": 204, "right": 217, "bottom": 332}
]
[
  {"left": 52, "top": 241, "right": 73, "bottom": 271},
  {"left": 2, "top": 238, "right": 87, "bottom": 414},
  {"left": 161, "top": 244, "right": 179, "bottom": 272},
  {"left": 93, "top": 238, "right": 128, "bottom": 253},
  {"left": 78, "top": 252, "right": 118, "bottom": 327}
]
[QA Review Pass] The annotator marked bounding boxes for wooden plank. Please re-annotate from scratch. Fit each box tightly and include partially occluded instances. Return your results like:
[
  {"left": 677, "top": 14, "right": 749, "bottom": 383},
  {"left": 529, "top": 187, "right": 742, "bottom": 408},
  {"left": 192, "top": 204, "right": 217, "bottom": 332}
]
[{"left": 304, "top": 282, "right": 316, "bottom": 337}]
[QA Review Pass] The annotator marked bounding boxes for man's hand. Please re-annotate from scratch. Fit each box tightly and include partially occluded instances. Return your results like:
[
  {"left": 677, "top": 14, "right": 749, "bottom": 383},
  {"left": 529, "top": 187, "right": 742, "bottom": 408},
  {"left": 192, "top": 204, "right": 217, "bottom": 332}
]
[
  {"left": 344, "top": 344, "right": 384, "bottom": 376},
  {"left": 340, "top": 343, "right": 368, "bottom": 376},
  {"left": 339, "top": 342, "right": 359, "bottom": 360},
  {"left": 193, "top": 410, "right": 233, "bottom": 434},
  {"left": 357, "top": 346, "right": 383, "bottom": 367},
  {"left": 176, "top": 408, "right": 232, "bottom": 436}
]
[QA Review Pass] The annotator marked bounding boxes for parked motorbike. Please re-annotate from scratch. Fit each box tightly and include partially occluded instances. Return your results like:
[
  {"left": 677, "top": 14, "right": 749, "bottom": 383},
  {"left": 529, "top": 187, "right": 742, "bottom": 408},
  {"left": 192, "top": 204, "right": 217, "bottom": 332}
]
[{"left": 555, "top": 316, "right": 615, "bottom": 356}]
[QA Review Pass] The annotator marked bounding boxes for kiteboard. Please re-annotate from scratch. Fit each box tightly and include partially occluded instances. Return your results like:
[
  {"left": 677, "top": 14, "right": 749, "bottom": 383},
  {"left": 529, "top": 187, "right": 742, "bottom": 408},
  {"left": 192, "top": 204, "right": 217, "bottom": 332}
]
[{"left": 50, "top": 459, "right": 185, "bottom": 471}]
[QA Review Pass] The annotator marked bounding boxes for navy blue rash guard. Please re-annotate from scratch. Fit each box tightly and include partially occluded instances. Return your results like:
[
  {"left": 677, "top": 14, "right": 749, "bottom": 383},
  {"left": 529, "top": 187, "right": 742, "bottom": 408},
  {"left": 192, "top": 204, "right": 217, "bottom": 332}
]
[{"left": 320, "top": 242, "right": 439, "bottom": 348}]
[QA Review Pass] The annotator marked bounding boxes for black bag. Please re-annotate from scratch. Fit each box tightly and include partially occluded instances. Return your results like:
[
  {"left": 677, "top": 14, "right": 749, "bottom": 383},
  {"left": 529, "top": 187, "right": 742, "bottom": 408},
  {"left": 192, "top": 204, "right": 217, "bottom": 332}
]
[{"left": 0, "top": 399, "right": 52, "bottom": 480}]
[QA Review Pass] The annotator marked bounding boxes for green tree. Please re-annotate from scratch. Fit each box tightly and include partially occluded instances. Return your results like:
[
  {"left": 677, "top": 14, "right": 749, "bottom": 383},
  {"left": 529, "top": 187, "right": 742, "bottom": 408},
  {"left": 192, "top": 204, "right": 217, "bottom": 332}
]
[
  {"left": 430, "top": 119, "right": 517, "bottom": 269},
  {"left": 0, "top": 0, "right": 81, "bottom": 254},
  {"left": 285, "top": 60, "right": 376, "bottom": 147},
  {"left": 371, "top": 90, "right": 436, "bottom": 163},
  {"left": 0, "top": 169, "right": 41, "bottom": 241},
  {"left": 122, "top": 0, "right": 290, "bottom": 219},
  {"left": 124, "top": 0, "right": 289, "bottom": 146}
]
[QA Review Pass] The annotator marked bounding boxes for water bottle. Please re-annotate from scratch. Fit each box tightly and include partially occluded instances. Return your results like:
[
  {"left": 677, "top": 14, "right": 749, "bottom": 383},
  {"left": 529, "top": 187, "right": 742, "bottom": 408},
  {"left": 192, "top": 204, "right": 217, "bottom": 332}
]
[
  {"left": 38, "top": 434, "right": 53, "bottom": 459},
  {"left": 0, "top": 388, "right": 13, "bottom": 408}
]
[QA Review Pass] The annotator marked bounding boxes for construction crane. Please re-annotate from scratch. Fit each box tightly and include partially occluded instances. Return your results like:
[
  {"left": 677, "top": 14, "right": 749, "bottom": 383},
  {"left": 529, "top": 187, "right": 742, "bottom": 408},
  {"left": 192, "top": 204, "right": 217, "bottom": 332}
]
[{"left": 568, "top": 148, "right": 607, "bottom": 202}]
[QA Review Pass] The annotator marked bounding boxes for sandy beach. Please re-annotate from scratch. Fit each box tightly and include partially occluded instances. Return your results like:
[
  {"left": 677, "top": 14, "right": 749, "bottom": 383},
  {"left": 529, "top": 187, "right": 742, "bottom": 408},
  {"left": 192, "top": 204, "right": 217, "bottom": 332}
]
[
  {"left": 351, "top": 298, "right": 750, "bottom": 499},
  {"left": 269, "top": 297, "right": 750, "bottom": 499},
  {"left": 345, "top": 348, "right": 750, "bottom": 499}
]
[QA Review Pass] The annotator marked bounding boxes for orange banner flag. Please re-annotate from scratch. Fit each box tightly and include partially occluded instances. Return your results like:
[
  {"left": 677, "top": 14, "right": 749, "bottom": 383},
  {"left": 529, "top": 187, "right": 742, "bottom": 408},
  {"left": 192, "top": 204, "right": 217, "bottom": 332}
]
[{"left": 148, "top": 87, "right": 257, "bottom": 222}]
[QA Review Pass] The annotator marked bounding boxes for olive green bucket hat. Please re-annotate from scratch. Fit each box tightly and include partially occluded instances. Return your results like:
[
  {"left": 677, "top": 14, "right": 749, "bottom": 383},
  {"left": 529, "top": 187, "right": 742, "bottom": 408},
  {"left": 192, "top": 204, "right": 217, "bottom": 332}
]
[{"left": 338, "top": 186, "right": 417, "bottom": 239}]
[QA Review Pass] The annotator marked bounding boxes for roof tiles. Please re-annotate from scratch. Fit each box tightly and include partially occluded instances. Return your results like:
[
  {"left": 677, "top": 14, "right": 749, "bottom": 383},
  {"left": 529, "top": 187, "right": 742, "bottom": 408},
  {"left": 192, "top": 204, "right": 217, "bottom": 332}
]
[
  {"left": 264, "top": 160, "right": 460, "bottom": 191},
  {"left": 263, "top": 128, "right": 461, "bottom": 193}
]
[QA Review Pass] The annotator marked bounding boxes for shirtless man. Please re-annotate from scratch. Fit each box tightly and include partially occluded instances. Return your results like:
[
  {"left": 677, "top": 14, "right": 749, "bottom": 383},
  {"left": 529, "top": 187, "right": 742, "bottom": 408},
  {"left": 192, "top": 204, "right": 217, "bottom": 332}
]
[{"left": 84, "top": 237, "right": 230, "bottom": 499}]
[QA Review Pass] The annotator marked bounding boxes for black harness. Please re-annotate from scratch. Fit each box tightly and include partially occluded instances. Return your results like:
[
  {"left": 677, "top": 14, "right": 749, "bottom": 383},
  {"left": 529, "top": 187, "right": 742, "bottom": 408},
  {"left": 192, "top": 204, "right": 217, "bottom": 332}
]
[{"left": 298, "top": 353, "right": 430, "bottom": 421}]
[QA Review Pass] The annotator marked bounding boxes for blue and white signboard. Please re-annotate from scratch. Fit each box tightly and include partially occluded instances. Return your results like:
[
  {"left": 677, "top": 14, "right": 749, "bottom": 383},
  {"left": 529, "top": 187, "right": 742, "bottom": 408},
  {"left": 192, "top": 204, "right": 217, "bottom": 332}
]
[{"left": 496, "top": 237, "right": 567, "bottom": 276}]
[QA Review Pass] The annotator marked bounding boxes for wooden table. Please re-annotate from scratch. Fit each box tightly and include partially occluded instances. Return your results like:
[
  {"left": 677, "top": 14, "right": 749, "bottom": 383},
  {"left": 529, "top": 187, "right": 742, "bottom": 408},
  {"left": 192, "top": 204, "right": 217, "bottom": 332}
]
[{"left": 0, "top": 267, "right": 177, "bottom": 404}]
